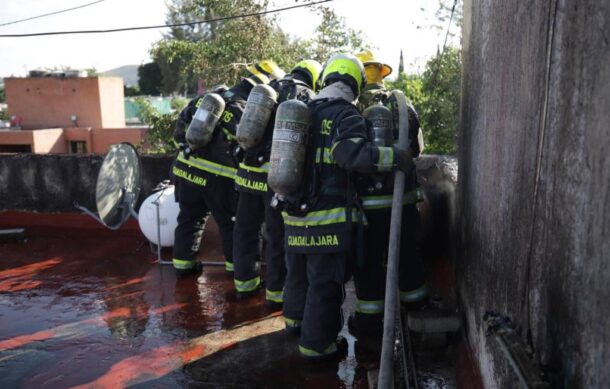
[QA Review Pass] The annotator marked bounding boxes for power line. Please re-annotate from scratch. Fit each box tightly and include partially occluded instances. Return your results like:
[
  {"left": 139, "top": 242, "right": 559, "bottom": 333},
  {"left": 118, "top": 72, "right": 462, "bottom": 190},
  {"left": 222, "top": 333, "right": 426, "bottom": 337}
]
[
  {"left": 441, "top": 0, "right": 458, "bottom": 52},
  {"left": 0, "top": 0, "right": 332, "bottom": 38},
  {"left": 0, "top": 0, "right": 109, "bottom": 28}
]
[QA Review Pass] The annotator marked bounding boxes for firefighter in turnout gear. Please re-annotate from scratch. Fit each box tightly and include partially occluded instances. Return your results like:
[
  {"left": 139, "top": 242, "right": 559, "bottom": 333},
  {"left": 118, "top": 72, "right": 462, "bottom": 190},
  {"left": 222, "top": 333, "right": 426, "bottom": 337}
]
[
  {"left": 275, "top": 53, "right": 411, "bottom": 359},
  {"left": 232, "top": 60, "right": 321, "bottom": 304},
  {"left": 171, "top": 63, "right": 276, "bottom": 277},
  {"left": 348, "top": 50, "right": 428, "bottom": 338}
]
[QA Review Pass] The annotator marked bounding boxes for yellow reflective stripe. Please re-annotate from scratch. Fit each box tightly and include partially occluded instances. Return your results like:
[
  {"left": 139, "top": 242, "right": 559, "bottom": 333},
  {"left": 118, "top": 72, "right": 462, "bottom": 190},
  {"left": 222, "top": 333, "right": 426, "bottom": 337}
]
[
  {"left": 376, "top": 146, "right": 394, "bottom": 171},
  {"left": 235, "top": 175, "right": 268, "bottom": 192},
  {"left": 405, "top": 187, "right": 425, "bottom": 204},
  {"left": 330, "top": 137, "right": 362, "bottom": 155},
  {"left": 225, "top": 261, "right": 234, "bottom": 272},
  {"left": 172, "top": 258, "right": 197, "bottom": 269},
  {"left": 266, "top": 289, "right": 284, "bottom": 303},
  {"left": 172, "top": 165, "right": 207, "bottom": 186},
  {"left": 285, "top": 317, "right": 301, "bottom": 328},
  {"left": 222, "top": 127, "right": 237, "bottom": 141},
  {"left": 356, "top": 299, "right": 384, "bottom": 314},
  {"left": 361, "top": 188, "right": 424, "bottom": 210},
  {"left": 177, "top": 152, "right": 236, "bottom": 179},
  {"left": 238, "top": 162, "right": 270, "bottom": 173},
  {"left": 298, "top": 342, "right": 337, "bottom": 357},
  {"left": 234, "top": 276, "right": 261, "bottom": 292},
  {"left": 400, "top": 283, "right": 429, "bottom": 303},
  {"left": 315, "top": 147, "right": 334, "bottom": 164},
  {"left": 282, "top": 207, "right": 360, "bottom": 227}
]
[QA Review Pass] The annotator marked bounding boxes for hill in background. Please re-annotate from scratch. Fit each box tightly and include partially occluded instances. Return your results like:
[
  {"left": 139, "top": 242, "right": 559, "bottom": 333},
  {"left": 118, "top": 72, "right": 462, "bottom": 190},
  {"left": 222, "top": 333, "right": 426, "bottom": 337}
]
[{"left": 101, "top": 65, "right": 139, "bottom": 87}]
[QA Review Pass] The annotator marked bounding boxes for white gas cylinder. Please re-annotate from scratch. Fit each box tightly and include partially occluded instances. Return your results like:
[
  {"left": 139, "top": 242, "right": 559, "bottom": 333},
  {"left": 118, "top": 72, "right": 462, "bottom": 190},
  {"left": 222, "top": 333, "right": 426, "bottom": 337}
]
[{"left": 138, "top": 185, "right": 179, "bottom": 247}]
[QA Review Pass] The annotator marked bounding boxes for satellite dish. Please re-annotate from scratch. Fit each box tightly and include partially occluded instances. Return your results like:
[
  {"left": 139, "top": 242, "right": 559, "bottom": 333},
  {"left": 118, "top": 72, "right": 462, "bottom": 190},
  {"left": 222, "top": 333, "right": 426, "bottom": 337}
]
[{"left": 76, "top": 143, "right": 141, "bottom": 230}]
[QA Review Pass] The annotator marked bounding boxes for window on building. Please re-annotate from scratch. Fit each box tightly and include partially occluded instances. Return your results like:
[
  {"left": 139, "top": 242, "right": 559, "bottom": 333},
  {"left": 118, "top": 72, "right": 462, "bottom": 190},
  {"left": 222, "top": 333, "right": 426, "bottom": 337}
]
[{"left": 69, "top": 141, "right": 87, "bottom": 154}]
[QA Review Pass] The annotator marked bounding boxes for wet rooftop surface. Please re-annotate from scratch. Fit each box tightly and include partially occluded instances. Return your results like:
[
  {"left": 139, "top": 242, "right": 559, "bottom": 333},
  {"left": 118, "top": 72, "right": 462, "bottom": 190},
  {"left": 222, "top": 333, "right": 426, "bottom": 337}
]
[{"left": 0, "top": 213, "right": 375, "bottom": 389}]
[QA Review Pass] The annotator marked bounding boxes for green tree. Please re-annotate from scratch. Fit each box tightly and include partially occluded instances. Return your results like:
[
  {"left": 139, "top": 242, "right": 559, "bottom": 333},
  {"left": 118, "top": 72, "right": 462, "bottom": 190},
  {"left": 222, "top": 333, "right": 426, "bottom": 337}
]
[
  {"left": 124, "top": 85, "right": 140, "bottom": 97},
  {"left": 84, "top": 67, "right": 98, "bottom": 76},
  {"left": 153, "top": 0, "right": 309, "bottom": 92},
  {"left": 151, "top": 0, "right": 369, "bottom": 95},
  {"left": 136, "top": 98, "right": 181, "bottom": 154},
  {"left": 388, "top": 47, "right": 461, "bottom": 155},
  {"left": 417, "top": 0, "right": 463, "bottom": 42},
  {"left": 305, "top": 6, "right": 369, "bottom": 62},
  {"left": 138, "top": 62, "right": 163, "bottom": 95}
]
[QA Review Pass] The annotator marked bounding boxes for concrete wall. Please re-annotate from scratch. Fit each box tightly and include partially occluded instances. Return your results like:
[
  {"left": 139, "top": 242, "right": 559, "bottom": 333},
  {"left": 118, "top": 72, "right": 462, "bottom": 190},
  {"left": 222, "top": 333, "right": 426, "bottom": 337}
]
[
  {"left": 0, "top": 129, "right": 67, "bottom": 153},
  {"left": 458, "top": 1, "right": 609, "bottom": 387},
  {"left": 0, "top": 127, "right": 147, "bottom": 154},
  {"left": 0, "top": 154, "right": 174, "bottom": 213},
  {"left": 98, "top": 77, "right": 127, "bottom": 128},
  {"left": 88, "top": 128, "right": 147, "bottom": 154},
  {"left": 31, "top": 129, "right": 66, "bottom": 153},
  {"left": 4, "top": 77, "right": 125, "bottom": 130}
]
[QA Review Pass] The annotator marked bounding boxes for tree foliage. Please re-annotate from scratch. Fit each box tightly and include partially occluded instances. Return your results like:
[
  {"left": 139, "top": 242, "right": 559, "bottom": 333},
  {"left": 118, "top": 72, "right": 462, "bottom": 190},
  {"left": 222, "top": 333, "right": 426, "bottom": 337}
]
[
  {"left": 305, "top": 6, "right": 369, "bottom": 62},
  {"left": 152, "top": 0, "right": 368, "bottom": 95},
  {"left": 417, "top": 0, "right": 463, "bottom": 42},
  {"left": 124, "top": 85, "right": 140, "bottom": 97},
  {"left": 136, "top": 98, "right": 185, "bottom": 154},
  {"left": 387, "top": 47, "right": 461, "bottom": 155},
  {"left": 138, "top": 62, "right": 163, "bottom": 95}
]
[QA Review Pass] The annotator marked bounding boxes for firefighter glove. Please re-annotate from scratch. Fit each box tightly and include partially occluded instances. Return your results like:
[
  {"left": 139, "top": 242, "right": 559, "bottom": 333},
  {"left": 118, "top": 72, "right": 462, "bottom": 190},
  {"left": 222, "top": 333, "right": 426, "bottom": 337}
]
[{"left": 393, "top": 146, "right": 415, "bottom": 173}]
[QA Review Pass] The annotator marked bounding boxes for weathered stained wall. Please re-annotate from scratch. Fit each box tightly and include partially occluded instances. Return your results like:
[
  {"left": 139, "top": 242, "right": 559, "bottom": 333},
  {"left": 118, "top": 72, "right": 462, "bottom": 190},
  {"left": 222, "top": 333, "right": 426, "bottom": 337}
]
[
  {"left": 0, "top": 127, "right": 148, "bottom": 154},
  {"left": 4, "top": 77, "right": 125, "bottom": 130},
  {"left": 458, "top": 0, "right": 609, "bottom": 387},
  {"left": 0, "top": 154, "right": 174, "bottom": 213}
]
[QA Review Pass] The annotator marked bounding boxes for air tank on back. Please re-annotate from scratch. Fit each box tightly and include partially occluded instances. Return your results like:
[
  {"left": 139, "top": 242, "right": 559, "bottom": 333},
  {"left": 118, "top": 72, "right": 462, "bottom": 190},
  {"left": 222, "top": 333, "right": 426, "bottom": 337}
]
[
  {"left": 185, "top": 93, "right": 225, "bottom": 150},
  {"left": 363, "top": 104, "right": 394, "bottom": 146},
  {"left": 237, "top": 84, "right": 277, "bottom": 149},
  {"left": 268, "top": 99, "right": 310, "bottom": 197}
]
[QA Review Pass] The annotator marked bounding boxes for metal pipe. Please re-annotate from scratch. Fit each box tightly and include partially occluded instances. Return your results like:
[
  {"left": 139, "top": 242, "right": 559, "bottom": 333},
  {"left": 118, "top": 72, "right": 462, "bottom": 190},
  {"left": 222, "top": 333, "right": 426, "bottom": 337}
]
[
  {"left": 155, "top": 198, "right": 162, "bottom": 262},
  {"left": 398, "top": 292, "right": 411, "bottom": 389},
  {"left": 378, "top": 90, "right": 411, "bottom": 388}
]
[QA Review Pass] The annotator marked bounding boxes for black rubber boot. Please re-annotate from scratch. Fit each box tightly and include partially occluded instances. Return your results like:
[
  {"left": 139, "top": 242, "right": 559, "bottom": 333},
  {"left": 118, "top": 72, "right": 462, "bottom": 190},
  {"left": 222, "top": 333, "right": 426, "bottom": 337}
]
[
  {"left": 236, "top": 279, "right": 265, "bottom": 300},
  {"left": 300, "top": 336, "right": 348, "bottom": 361},
  {"left": 175, "top": 262, "right": 203, "bottom": 278},
  {"left": 347, "top": 314, "right": 383, "bottom": 340}
]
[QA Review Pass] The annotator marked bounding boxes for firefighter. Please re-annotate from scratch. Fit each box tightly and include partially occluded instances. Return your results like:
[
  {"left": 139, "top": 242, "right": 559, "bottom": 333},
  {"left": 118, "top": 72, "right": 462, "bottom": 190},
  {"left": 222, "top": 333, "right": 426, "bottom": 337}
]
[
  {"left": 347, "top": 50, "right": 428, "bottom": 338},
  {"left": 232, "top": 60, "right": 322, "bottom": 306},
  {"left": 274, "top": 53, "right": 414, "bottom": 359},
  {"left": 171, "top": 60, "right": 283, "bottom": 277}
]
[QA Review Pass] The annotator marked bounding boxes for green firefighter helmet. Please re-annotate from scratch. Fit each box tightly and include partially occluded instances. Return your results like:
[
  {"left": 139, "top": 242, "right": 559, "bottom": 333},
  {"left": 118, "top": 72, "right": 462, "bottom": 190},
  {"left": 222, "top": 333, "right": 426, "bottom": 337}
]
[
  {"left": 291, "top": 59, "right": 323, "bottom": 91},
  {"left": 321, "top": 53, "right": 366, "bottom": 96}
]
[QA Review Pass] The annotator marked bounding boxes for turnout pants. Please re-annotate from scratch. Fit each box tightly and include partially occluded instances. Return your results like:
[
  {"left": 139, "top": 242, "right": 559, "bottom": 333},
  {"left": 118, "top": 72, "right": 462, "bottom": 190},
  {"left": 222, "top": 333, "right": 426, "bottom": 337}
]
[
  {"left": 283, "top": 251, "right": 351, "bottom": 354},
  {"left": 172, "top": 179, "right": 209, "bottom": 270},
  {"left": 233, "top": 190, "right": 286, "bottom": 299},
  {"left": 353, "top": 195, "right": 427, "bottom": 320},
  {"left": 201, "top": 175, "right": 238, "bottom": 271}
]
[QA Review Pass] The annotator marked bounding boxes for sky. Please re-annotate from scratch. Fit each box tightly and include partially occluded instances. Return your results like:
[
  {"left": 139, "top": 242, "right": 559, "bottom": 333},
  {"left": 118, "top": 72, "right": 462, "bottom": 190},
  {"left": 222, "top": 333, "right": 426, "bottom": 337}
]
[{"left": 0, "top": 0, "right": 461, "bottom": 79}]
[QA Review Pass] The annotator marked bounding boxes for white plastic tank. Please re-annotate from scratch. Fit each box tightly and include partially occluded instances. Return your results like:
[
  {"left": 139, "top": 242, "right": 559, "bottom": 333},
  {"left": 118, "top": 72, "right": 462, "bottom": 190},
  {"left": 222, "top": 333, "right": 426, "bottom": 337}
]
[{"left": 138, "top": 185, "right": 179, "bottom": 247}]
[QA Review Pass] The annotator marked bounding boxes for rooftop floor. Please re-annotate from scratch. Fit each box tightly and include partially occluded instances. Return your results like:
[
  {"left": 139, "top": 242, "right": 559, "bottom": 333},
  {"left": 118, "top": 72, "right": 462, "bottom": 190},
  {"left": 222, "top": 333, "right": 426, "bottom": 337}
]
[{"left": 0, "top": 213, "right": 374, "bottom": 388}]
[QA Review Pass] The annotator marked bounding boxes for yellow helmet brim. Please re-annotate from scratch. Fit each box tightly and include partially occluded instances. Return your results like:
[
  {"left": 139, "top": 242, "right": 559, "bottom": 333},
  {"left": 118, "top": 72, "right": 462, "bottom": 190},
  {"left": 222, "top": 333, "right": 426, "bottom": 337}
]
[{"left": 364, "top": 62, "right": 393, "bottom": 78}]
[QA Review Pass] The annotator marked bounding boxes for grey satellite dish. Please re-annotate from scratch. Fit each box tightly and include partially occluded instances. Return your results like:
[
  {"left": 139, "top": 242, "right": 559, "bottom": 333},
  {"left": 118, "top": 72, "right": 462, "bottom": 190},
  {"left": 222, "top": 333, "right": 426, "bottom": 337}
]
[{"left": 76, "top": 143, "right": 141, "bottom": 229}]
